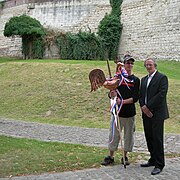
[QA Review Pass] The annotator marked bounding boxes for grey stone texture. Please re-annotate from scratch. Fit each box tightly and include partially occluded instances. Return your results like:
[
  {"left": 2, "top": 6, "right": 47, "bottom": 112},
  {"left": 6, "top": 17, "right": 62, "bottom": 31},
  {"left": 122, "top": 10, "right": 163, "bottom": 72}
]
[
  {"left": 0, "top": 0, "right": 180, "bottom": 59},
  {"left": 0, "top": 0, "right": 111, "bottom": 58},
  {"left": 0, "top": 118, "right": 180, "bottom": 180},
  {"left": 119, "top": 0, "right": 180, "bottom": 61}
]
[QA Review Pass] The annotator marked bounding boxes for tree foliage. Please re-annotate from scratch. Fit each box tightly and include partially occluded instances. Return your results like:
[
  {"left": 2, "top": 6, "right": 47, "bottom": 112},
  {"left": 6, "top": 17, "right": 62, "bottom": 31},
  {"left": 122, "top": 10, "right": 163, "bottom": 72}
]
[
  {"left": 4, "top": 14, "right": 45, "bottom": 59},
  {"left": 4, "top": 14, "right": 45, "bottom": 37}
]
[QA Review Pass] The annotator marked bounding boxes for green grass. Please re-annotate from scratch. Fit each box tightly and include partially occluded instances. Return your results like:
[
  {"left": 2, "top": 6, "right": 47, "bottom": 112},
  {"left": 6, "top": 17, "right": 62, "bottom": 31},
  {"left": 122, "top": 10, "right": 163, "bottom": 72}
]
[
  {"left": 0, "top": 58, "right": 179, "bottom": 133},
  {"left": 0, "top": 135, "right": 141, "bottom": 178},
  {"left": 0, "top": 136, "right": 179, "bottom": 178},
  {"left": 0, "top": 58, "right": 179, "bottom": 177}
]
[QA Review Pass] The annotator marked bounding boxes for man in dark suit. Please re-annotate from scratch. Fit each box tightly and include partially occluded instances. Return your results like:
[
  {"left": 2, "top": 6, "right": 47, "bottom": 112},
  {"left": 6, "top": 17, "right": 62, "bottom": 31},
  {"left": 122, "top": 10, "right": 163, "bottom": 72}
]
[{"left": 139, "top": 58, "right": 169, "bottom": 175}]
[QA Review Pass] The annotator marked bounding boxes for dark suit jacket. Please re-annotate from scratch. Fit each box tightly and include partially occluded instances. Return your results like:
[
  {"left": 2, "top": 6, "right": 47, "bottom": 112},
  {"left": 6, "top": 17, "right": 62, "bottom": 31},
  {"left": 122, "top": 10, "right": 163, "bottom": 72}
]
[{"left": 139, "top": 71, "right": 169, "bottom": 121}]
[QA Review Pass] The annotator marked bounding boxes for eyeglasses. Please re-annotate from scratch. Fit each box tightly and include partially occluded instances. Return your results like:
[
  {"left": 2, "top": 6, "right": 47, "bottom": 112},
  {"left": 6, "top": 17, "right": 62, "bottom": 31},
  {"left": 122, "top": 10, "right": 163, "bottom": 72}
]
[{"left": 125, "top": 62, "right": 134, "bottom": 65}]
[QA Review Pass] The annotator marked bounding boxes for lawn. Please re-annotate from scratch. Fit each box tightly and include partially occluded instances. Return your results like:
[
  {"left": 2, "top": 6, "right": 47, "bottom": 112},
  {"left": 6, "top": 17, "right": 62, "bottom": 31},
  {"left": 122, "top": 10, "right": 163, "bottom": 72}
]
[
  {"left": 0, "top": 58, "right": 179, "bottom": 133},
  {"left": 0, "top": 135, "right": 117, "bottom": 177},
  {"left": 0, "top": 58, "right": 179, "bottom": 178}
]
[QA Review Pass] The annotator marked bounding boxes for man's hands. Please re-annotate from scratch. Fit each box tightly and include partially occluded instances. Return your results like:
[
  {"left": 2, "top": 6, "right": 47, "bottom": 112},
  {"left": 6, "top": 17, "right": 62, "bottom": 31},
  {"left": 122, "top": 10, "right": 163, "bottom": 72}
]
[
  {"left": 116, "top": 97, "right": 123, "bottom": 105},
  {"left": 141, "top": 105, "right": 153, "bottom": 118}
]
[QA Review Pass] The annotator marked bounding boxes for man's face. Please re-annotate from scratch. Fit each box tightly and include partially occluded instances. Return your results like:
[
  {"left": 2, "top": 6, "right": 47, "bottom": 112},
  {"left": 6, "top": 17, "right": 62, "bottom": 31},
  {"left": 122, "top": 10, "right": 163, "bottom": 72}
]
[
  {"left": 145, "top": 59, "right": 156, "bottom": 74},
  {"left": 124, "top": 60, "right": 134, "bottom": 71}
]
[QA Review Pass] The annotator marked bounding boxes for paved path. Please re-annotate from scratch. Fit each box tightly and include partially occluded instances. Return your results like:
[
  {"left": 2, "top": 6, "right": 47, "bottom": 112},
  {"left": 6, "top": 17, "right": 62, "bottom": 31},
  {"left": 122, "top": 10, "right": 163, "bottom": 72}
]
[
  {"left": 0, "top": 118, "right": 179, "bottom": 154},
  {"left": 0, "top": 118, "right": 180, "bottom": 180}
]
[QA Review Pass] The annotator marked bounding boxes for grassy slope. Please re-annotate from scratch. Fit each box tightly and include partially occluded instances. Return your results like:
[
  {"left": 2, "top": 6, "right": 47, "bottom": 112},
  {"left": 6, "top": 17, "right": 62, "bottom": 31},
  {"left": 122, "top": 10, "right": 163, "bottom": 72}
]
[
  {"left": 0, "top": 58, "right": 179, "bottom": 133},
  {"left": 0, "top": 58, "right": 179, "bottom": 177}
]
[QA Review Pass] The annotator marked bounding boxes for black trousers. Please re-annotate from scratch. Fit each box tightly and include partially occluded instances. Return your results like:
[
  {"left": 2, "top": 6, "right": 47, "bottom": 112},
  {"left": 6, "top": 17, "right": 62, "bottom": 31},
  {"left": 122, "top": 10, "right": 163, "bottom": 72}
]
[{"left": 143, "top": 115, "right": 165, "bottom": 169}]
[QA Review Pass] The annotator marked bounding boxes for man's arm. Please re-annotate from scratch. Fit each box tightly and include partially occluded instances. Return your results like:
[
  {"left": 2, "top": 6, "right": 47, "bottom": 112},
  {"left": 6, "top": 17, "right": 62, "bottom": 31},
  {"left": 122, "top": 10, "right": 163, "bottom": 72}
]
[
  {"left": 123, "top": 98, "right": 133, "bottom": 104},
  {"left": 116, "top": 97, "right": 133, "bottom": 105}
]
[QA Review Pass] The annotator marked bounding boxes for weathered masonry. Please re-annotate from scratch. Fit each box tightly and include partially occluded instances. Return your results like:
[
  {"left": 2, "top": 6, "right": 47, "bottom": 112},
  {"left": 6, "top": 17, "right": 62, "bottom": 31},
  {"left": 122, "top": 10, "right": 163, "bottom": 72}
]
[
  {"left": 0, "top": 0, "right": 179, "bottom": 60},
  {"left": 119, "top": 0, "right": 180, "bottom": 60}
]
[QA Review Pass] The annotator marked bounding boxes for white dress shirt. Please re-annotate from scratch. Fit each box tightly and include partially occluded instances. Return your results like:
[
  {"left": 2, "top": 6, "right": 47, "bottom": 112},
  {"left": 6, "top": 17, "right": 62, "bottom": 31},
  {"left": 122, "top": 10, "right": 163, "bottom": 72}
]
[{"left": 145, "top": 70, "right": 157, "bottom": 104}]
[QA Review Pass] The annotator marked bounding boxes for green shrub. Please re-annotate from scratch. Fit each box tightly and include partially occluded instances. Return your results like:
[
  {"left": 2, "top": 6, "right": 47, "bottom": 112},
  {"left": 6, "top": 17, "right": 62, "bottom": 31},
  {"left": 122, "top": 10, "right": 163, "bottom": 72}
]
[
  {"left": 4, "top": 14, "right": 45, "bottom": 59},
  {"left": 98, "top": 14, "right": 122, "bottom": 60},
  {"left": 56, "top": 0, "right": 123, "bottom": 60},
  {"left": 98, "top": 0, "right": 123, "bottom": 60},
  {"left": 56, "top": 31, "right": 106, "bottom": 60},
  {"left": 32, "top": 37, "right": 45, "bottom": 59}
]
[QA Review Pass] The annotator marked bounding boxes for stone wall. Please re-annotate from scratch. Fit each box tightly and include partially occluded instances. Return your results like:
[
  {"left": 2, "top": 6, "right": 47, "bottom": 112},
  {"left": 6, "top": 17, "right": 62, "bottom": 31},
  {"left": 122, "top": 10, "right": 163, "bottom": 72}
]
[
  {"left": 28, "top": 0, "right": 111, "bottom": 33},
  {"left": 0, "top": 3, "right": 27, "bottom": 58},
  {"left": 0, "top": 0, "right": 180, "bottom": 60},
  {"left": 0, "top": 0, "right": 111, "bottom": 58},
  {"left": 119, "top": 0, "right": 180, "bottom": 60}
]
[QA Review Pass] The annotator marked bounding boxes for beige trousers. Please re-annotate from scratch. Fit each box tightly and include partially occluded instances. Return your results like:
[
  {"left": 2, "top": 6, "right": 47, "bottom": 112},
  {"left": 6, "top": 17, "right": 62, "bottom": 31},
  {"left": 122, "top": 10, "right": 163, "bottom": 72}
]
[{"left": 108, "top": 115, "right": 135, "bottom": 152}]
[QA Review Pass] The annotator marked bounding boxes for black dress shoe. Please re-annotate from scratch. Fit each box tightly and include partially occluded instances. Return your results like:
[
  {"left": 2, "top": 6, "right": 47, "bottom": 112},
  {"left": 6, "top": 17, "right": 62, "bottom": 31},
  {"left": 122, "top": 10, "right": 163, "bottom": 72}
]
[
  {"left": 140, "top": 162, "right": 154, "bottom": 167},
  {"left": 151, "top": 168, "right": 162, "bottom": 175},
  {"left": 101, "top": 156, "right": 114, "bottom": 166}
]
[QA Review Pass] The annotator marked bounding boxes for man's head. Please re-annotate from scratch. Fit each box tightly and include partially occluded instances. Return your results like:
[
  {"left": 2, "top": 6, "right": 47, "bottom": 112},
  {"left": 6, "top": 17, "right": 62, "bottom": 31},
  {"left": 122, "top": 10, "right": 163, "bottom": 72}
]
[
  {"left": 144, "top": 58, "right": 157, "bottom": 75},
  {"left": 123, "top": 54, "right": 135, "bottom": 72}
]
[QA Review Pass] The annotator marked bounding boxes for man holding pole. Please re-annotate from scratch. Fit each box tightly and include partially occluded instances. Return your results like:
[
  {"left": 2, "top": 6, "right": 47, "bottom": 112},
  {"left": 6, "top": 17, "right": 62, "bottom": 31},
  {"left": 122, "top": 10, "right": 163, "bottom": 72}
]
[{"left": 101, "top": 54, "right": 140, "bottom": 166}]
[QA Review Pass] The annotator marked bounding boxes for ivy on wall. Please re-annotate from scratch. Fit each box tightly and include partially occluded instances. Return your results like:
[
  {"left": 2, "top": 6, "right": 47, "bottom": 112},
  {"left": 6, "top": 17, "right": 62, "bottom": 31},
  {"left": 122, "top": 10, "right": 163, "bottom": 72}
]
[
  {"left": 3, "top": 0, "right": 123, "bottom": 60},
  {"left": 56, "top": 0, "right": 123, "bottom": 60},
  {"left": 56, "top": 31, "right": 106, "bottom": 60},
  {"left": 98, "top": 0, "right": 123, "bottom": 60}
]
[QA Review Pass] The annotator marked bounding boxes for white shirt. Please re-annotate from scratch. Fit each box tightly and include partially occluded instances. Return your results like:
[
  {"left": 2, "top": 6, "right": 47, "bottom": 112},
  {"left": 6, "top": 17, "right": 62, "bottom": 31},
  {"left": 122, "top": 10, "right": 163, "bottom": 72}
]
[
  {"left": 145, "top": 70, "right": 157, "bottom": 104},
  {"left": 147, "top": 70, "right": 157, "bottom": 88}
]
